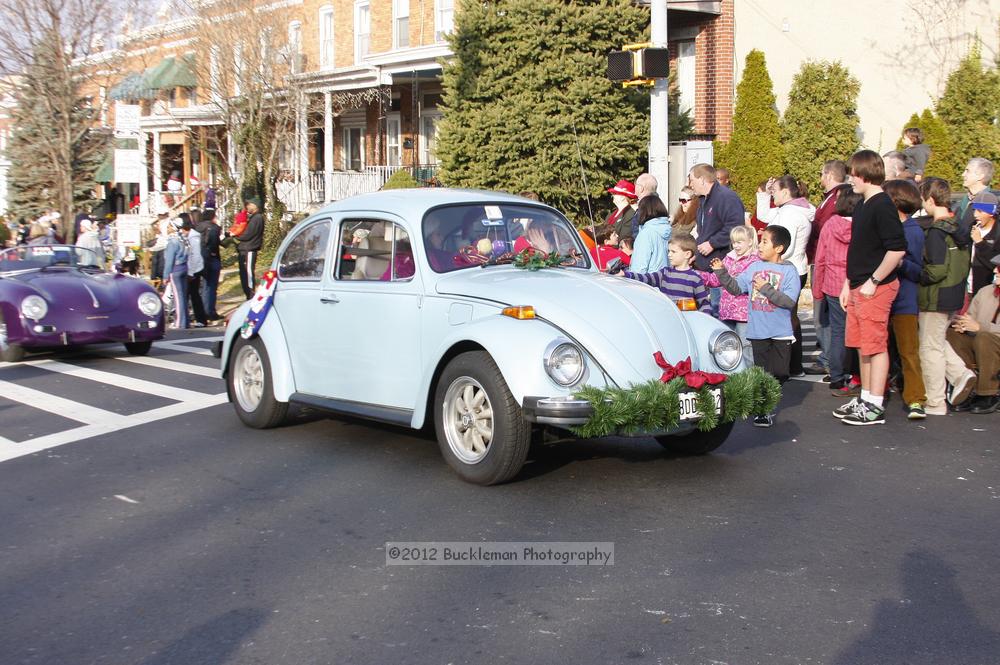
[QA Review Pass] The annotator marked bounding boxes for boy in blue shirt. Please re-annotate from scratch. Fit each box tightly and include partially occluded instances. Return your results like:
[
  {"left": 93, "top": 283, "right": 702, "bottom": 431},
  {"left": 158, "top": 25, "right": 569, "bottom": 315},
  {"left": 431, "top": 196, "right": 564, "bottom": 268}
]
[{"left": 711, "top": 225, "right": 801, "bottom": 427}]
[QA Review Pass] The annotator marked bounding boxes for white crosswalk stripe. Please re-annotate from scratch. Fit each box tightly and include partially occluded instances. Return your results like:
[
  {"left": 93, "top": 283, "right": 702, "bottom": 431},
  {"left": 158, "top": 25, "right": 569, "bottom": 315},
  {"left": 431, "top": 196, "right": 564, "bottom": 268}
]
[{"left": 0, "top": 336, "right": 226, "bottom": 463}]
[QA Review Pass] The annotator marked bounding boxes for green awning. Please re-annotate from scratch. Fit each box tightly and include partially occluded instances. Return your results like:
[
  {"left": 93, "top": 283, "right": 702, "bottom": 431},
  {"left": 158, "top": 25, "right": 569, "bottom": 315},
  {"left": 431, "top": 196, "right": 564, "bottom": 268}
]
[
  {"left": 144, "top": 54, "right": 197, "bottom": 90},
  {"left": 109, "top": 72, "right": 154, "bottom": 101},
  {"left": 94, "top": 137, "right": 140, "bottom": 183}
]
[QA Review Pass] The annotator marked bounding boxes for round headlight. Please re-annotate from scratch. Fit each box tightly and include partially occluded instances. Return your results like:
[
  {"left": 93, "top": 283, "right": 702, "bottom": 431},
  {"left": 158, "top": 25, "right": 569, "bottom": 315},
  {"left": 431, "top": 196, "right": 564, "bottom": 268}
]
[
  {"left": 138, "top": 291, "right": 162, "bottom": 316},
  {"left": 711, "top": 330, "right": 743, "bottom": 371},
  {"left": 544, "top": 341, "right": 586, "bottom": 387},
  {"left": 20, "top": 295, "right": 48, "bottom": 320}
]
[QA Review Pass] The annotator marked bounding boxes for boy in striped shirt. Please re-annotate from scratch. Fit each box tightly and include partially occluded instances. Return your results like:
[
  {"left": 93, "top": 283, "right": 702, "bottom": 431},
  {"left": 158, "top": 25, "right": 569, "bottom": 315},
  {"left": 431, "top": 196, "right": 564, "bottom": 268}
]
[{"left": 621, "top": 234, "right": 712, "bottom": 313}]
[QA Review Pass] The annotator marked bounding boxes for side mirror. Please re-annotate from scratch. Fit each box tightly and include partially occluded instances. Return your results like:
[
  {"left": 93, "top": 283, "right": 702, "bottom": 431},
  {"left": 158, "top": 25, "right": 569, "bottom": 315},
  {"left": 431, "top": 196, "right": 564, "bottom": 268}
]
[{"left": 606, "top": 257, "right": 624, "bottom": 275}]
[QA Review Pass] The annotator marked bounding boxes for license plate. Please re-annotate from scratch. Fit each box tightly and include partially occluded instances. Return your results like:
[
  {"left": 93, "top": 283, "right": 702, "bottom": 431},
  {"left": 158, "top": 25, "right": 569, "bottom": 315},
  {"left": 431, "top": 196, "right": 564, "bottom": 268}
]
[{"left": 678, "top": 388, "right": 722, "bottom": 421}]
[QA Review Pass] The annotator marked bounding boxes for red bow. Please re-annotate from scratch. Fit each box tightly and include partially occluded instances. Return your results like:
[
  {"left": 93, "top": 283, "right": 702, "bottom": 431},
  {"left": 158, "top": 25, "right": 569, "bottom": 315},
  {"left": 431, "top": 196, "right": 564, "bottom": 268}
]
[{"left": 653, "top": 352, "right": 727, "bottom": 389}]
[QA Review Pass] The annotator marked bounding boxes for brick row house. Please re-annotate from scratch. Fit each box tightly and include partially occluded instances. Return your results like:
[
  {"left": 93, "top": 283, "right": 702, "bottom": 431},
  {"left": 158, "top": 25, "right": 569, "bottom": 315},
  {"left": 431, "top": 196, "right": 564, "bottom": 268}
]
[{"left": 72, "top": 0, "right": 733, "bottom": 217}]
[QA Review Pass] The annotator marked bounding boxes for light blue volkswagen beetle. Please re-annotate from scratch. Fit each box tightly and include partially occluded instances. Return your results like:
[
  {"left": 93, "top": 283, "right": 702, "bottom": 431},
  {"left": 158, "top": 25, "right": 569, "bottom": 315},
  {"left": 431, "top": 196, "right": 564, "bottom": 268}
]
[{"left": 220, "top": 189, "right": 749, "bottom": 484}]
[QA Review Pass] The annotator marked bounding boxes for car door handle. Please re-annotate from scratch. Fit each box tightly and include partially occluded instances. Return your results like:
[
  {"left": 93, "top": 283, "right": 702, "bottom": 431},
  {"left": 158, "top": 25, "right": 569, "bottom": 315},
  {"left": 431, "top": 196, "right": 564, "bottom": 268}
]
[{"left": 320, "top": 295, "right": 340, "bottom": 304}]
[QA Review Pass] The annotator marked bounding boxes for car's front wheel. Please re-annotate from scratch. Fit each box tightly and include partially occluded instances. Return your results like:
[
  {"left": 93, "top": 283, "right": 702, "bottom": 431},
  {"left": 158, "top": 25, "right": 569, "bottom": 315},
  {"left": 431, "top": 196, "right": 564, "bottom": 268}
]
[
  {"left": 0, "top": 312, "right": 25, "bottom": 363},
  {"left": 124, "top": 341, "right": 152, "bottom": 356},
  {"left": 434, "top": 351, "right": 530, "bottom": 485},
  {"left": 228, "top": 336, "right": 288, "bottom": 429},
  {"left": 656, "top": 421, "right": 735, "bottom": 455}
]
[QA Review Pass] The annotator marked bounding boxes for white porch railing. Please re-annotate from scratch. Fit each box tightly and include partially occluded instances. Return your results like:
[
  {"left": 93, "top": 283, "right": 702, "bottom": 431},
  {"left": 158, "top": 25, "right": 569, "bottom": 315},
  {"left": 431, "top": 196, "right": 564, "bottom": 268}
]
[{"left": 278, "top": 165, "right": 438, "bottom": 212}]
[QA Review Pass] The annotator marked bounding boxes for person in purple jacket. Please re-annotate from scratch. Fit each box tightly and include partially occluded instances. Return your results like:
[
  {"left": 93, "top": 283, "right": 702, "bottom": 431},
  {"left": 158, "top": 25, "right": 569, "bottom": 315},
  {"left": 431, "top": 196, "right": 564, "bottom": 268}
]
[{"left": 883, "top": 180, "right": 927, "bottom": 420}]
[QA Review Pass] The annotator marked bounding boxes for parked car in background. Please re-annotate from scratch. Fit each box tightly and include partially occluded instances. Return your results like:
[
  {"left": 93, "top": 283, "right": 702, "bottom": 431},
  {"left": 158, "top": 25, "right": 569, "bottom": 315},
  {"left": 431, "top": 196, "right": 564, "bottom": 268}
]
[
  {"left": 219, "top": 189, "right": 748, "bottom": 485},
  {"left": 0, "top": 245, "right": 164, "bottom": 362}
]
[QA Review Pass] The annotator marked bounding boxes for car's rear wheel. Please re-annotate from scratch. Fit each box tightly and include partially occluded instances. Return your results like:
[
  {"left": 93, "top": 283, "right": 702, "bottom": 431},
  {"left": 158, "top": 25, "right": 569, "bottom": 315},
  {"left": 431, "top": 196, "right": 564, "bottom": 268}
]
[
  {"left": 0, "top": 312, "right": 25, "bottom": 363},
  {"left": 228, "top": 336, "right": 288, "bottom": 428},
  {"left": 656, "top": 421, "right": 735, "bottom": 455},
  {"left": 124, "top": 341, "right": 152, "bottom": 356},
  {"left": 434, "top": 351, "right": 530, "bottom": 485}
]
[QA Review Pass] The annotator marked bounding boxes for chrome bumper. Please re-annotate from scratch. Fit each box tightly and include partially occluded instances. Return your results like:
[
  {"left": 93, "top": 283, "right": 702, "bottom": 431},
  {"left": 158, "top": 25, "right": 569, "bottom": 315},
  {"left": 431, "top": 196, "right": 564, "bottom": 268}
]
[{"left": 522, "top": 396, "right": 593, "bottom": 426}]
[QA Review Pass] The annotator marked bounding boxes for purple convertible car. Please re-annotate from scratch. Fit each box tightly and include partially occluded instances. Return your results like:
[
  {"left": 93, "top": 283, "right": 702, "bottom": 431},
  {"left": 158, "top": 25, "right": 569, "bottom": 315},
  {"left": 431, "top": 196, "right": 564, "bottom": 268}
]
[{"left": 0, "top": 245, "right": 164, "bottom": 362}]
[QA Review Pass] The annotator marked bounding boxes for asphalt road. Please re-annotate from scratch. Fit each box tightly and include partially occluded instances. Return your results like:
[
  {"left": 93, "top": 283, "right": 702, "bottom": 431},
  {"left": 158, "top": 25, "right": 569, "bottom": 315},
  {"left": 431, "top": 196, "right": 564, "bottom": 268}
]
[{"left": 1, "top": 329, "right": 998, "bottom": 665}]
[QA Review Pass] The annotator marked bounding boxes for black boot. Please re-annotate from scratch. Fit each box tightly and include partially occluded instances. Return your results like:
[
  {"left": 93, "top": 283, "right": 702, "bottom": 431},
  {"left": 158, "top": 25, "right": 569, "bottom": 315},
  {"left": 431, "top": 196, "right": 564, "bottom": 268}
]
[{"left": 970, "top": 394, "right": 1000, "bottom": 415}]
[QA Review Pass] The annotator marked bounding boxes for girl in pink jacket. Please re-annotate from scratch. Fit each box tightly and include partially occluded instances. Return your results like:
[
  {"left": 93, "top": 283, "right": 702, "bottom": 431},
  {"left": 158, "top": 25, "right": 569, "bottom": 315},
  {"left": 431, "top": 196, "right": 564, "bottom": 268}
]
[{"left": 700, "top": 225, "right": 761, "bottom": 360}]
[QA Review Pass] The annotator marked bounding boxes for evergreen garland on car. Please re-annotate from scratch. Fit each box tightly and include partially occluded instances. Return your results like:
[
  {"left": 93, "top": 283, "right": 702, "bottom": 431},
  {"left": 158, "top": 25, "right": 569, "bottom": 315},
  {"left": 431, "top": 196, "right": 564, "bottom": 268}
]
[
  {"left": 570, "top": 365, "right": 781, "bottom": 439},
  {"left": 512, "top": 249, "right": 579, "bottom": 271}
]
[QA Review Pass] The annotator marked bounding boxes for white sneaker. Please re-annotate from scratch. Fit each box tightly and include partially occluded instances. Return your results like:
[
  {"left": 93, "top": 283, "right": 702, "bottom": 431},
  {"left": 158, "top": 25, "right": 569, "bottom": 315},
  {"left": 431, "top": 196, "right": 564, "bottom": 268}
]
[{"left": 949, "top": 370, "right": 977, "bottom": 406}]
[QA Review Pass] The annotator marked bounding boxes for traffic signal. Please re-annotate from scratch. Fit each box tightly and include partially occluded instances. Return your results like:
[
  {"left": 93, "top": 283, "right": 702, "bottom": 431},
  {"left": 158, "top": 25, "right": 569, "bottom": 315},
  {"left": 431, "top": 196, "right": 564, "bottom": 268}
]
[{"left": 606, "top": 47, "right": 670, "bottom": 83}]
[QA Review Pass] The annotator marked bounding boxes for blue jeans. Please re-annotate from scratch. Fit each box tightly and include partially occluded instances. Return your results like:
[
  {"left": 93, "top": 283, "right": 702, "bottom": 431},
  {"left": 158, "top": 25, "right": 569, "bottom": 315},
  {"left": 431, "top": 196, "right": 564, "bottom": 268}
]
[
  {"left": 726, "top": 320, "right": 753, "bottom": 364},
  {"left": 170, "top": 270, "right": 188, "bottom": 329},
  {"left": 201, "top": 256, "right": 222, "bottom": 318},
  {"left": 708, "top": 287, "right": 722, "bottom": 318},
  {"left": 814, "top": 296, "right": 832, "bottom": 369},
  {"left": 825, "top": 294, "right": 850, "bottom": 383}
]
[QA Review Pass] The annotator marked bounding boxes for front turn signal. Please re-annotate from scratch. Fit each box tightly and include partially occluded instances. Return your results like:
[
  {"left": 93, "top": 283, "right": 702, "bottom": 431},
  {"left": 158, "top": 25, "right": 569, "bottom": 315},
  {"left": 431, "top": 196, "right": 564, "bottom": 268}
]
[
  {"left": 675, "top": 298, "right": 698, "bottom": 312},
  {"left": 502, "top": 306, "right": 536, "bottom": 320}
]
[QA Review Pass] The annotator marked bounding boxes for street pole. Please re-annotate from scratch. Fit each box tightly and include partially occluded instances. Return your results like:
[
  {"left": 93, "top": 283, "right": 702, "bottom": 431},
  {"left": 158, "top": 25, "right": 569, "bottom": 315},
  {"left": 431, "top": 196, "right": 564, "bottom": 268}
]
[{"left": 648, "top": 0, "right": 669, "bottom": 188}]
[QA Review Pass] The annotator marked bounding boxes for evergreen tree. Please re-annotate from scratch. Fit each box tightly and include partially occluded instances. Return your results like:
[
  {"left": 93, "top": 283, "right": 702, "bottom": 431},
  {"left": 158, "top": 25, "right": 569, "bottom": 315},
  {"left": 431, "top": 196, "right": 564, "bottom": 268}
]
[
  {"left": 781, "top": 61, "right": 860, "bottom": 201},
  {"left": 897, "top": 109, "right": 958, "bottom": 186},
  {"left": 5, "top": 34, "right": 107, "bottom": 235},
  {"left": 714, "top": 50, "right": 784, "bottom": 208},
  {"left": 935, "top": 43, "right": 1000, "bottom": 179},
  {"left": 437, "top": 0, "right": 649, "bottom": 220}
]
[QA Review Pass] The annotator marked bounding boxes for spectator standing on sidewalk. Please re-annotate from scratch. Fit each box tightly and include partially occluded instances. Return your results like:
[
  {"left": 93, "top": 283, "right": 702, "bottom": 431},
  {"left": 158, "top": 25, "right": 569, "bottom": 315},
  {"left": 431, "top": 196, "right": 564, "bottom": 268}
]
[
  {"left": 689, "top": 163, "right": 745, "bottom": 316},
  {"left": 917, "top": 177, "right": 974, "bottom": 416},
  {"left": 163, "top": 219, "right": 190, "bottom": 329},
  {"left": 813, "top": 185, "right": 860, "bottom": 395},
  {"left": 882, "top": 180, "right": 927, "bottom": 420},
  {"left": 833, "top": 150, "right": 907, "bottom": 426},
  {"left": 808, "top": 160, "right": 848, "bottom": 375},
  {"left": 238, "top": 197, "right": 265, "bottom": 299},
  {"left": 198, "top": 208, "right": 222, "bottom": 320},
  {"left": 756, "top": 175, "right": 814, "bottom": 376},
  {"left": 902, "top": 127, "right": 931, "bottom": 182},
  {"left": 181, "top": 215, "right": 208, "bottom": 328}
]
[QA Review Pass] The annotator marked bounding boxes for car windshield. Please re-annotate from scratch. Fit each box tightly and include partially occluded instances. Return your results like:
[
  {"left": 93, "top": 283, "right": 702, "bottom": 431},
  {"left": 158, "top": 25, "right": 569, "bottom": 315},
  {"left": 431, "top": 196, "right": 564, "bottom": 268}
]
[
  {"left": 422, "top": 203, "right": 590, "bottom": 273},
  {"left": 0, "top": 245, "right": 104, "bottom": 274}
]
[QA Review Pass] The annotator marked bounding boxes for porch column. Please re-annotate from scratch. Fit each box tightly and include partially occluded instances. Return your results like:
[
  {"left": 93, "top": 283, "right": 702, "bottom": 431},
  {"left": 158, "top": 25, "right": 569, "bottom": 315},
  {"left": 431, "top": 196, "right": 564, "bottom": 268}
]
[
  {"left": 297, "top": 94, "right": 309, "bottom": 190},
  {"left": 152, "top": 131, "right": 162, "bottom": 200},
  {"left": 138, "top": 131, "right": 149, "bottom": 214},
  {"left": 182, "top": 135, "right": 192, "bottom": 198},
  {"left": 324, "top": 91, "right": 334, "bottom": 203}
]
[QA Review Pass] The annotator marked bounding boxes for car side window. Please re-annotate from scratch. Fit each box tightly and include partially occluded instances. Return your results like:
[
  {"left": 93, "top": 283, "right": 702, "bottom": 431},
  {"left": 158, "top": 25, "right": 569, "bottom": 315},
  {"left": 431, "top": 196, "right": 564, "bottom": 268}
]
[
  {"left": 335, "top": 219, "right": 413, "bottom": 282},
  {"left": 277, "top": 220, "right": 330, "bottom": 281}
]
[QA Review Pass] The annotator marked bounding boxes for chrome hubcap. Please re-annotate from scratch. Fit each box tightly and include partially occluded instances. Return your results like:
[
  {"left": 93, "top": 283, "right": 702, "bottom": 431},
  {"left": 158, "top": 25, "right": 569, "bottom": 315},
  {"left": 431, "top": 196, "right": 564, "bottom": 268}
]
[
  {"left": 442, "top": 377, "right": 494, "bottom": 465},
  {"left": 233, "top": 345, "right": 264, "bottom": 412}
]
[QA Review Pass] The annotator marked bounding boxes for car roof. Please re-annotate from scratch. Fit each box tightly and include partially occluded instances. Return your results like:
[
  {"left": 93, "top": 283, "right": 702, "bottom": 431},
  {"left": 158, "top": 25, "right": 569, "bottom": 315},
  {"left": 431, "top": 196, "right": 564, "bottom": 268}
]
[{"left": 312, "top": 188, "right": 558, "bottom": 223}]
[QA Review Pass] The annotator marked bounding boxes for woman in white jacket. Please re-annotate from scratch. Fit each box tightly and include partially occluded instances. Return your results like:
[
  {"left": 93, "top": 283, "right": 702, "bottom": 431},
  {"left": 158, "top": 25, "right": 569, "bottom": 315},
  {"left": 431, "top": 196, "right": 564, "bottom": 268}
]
[{"left": 756, "top": 175, "right": 815, "bottom": 375}]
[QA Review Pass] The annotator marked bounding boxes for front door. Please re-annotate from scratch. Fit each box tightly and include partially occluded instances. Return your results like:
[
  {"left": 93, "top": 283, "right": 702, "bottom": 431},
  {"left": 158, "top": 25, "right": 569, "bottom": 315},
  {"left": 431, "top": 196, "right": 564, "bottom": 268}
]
[{"left": 293, "top": 214, "right": 423, "bottom": 411}]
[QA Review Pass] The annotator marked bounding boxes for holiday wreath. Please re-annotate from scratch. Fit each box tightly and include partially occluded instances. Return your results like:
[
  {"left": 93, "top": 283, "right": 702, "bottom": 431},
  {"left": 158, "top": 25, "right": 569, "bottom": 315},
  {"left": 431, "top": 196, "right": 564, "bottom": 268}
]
[{"left": 569, "top": 353, "right": 781, "bottom": 439}]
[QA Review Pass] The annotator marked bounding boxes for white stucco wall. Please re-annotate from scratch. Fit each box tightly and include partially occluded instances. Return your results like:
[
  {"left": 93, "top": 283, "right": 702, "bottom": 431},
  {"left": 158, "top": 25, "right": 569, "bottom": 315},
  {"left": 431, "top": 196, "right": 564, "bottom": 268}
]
[{"left": 734, "top": 0, "right": 1000, "bottom": 152}]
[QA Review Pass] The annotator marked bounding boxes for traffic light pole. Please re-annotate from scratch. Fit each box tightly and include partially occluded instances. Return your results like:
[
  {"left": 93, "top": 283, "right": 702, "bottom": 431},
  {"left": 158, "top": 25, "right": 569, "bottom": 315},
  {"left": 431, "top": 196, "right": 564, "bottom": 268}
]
[{"left": 648, "top": 0, "right": 669, "bottom": 188}]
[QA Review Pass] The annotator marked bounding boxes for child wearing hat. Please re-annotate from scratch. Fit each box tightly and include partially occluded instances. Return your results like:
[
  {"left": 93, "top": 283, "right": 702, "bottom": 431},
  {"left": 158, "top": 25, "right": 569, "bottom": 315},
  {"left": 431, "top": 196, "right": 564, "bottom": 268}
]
[{"left": 970, "top": 192, "right": 999, "bottom": 294}]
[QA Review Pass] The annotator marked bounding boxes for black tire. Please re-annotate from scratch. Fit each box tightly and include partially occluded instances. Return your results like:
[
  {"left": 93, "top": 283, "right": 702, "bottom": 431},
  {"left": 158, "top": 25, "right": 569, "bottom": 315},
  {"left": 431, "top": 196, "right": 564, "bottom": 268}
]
[
  {"left": 124, "top": 341, "right": 152, "bottom": 356},
  {"left": 433, "top": 351, "right": 530, "bottom": 485},
  {"left": 656, "top": 421, "right": 735, "bottom": 455},
  {"left": 227, "top": 336, "right": 288, "bottom": 429},
  {"left": 0, "top": 312, "right": 25, "bottom": 363}
]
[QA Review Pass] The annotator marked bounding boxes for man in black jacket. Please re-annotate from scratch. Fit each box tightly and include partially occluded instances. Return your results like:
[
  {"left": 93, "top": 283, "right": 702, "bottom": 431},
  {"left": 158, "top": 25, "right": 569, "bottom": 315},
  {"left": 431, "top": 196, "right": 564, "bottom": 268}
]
[
  {"left": 689, "top": 163, "right": 746, "bottom": 316},
  {"left": 239, "top": 197, "right": 264, "bottom": 299},
  {"left": 197, "top": 208, "right": 223, "bottom": 318}
]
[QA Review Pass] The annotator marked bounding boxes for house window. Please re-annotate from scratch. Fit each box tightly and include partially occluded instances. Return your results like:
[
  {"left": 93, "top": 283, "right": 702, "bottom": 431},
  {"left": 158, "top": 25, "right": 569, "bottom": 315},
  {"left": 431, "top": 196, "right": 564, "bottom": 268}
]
[
  {"left": 319, "top": 6, "right": 334, "bottom": 68},
  {"left": 288, "top": 21, "right": 302, "bottom": 73},
  {"left": 677, "top": 40, "right": 695, "bottom": 115},
  {"left": 393, "top": 0, "right": 409, "bottom": 49},
  {"left": 435, "top": 0, "right": 453, "bottom": 42},
  {"left": 386, "top": 113, "right": 402, "bottom": 167},
  {"left": 233, "top": 42, "right": 243, "bottom": 95},
  {"left": 355, "top": 1, "right": 370, "bottom": 63},
  {"left": 209, "top": 45, "right": 222, "bottom": 103},
  {"left": 343, "top": 127, "right": 364, "bottom": 170}
]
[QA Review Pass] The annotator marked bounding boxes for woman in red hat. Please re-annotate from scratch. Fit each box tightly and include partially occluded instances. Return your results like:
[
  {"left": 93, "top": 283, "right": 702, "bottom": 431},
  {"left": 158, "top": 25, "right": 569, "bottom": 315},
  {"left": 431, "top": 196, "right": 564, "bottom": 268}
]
[{"left": 605, "top": 179, "right": 638, "bottom": 242}]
